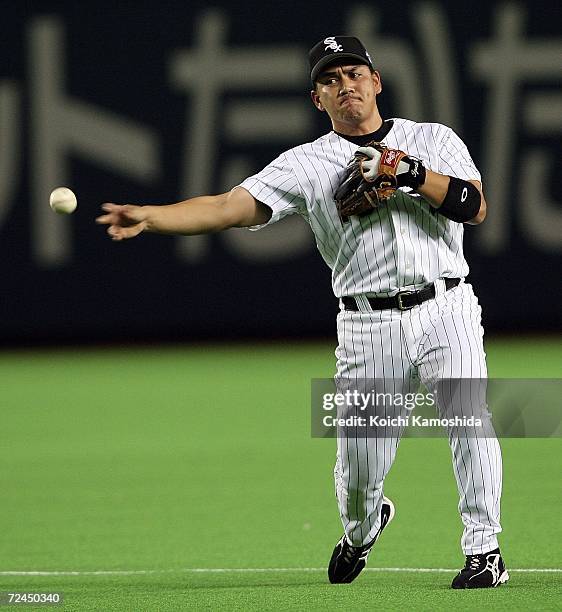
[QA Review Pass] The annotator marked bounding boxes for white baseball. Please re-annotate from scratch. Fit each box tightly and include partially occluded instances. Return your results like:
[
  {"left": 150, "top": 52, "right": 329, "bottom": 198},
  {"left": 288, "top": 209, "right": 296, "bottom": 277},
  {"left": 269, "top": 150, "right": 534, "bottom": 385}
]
[{"left": 49, "top": 187, "right": 77, "bottom": 214}]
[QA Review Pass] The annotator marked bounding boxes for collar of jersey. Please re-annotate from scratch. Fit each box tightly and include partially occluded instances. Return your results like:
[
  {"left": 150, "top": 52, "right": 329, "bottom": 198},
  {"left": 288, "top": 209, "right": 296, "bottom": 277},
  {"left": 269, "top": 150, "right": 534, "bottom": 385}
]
[{"left": 334, "top": 119, "right": 394, "bottom": 146}]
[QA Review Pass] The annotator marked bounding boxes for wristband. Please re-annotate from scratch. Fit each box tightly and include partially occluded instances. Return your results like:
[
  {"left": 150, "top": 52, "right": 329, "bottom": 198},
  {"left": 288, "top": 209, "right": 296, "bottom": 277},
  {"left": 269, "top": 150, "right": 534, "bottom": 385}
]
[{"left": 438, "top": 177, "right": 481, "bottom": 223}]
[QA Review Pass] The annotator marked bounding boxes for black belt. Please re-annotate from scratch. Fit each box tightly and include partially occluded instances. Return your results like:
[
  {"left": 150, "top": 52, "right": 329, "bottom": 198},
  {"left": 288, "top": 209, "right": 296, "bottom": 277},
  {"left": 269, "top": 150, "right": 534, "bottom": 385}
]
[{"left": 342, "top": 278, "right": 460, "bottom": 312}]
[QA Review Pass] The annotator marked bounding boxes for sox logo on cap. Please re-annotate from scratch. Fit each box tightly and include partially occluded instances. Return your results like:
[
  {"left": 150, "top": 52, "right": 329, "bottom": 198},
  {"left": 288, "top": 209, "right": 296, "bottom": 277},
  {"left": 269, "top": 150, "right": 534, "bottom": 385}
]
[{"left": 324, "top": 37, "right": 343, "bottom": 52}]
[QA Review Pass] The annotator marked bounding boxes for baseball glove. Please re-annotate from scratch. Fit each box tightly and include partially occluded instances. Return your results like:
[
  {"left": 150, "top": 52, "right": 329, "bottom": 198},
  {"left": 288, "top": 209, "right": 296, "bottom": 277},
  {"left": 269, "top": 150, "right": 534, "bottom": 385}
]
[{"left": 334, "top": 141, "right": 421, "bottom": 222}]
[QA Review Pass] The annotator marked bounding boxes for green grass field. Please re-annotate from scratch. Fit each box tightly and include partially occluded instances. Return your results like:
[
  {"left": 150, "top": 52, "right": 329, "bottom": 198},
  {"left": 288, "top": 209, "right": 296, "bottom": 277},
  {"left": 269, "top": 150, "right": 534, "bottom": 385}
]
[{"left": 0, "top": 338, "right": 560, "bottom": 610}]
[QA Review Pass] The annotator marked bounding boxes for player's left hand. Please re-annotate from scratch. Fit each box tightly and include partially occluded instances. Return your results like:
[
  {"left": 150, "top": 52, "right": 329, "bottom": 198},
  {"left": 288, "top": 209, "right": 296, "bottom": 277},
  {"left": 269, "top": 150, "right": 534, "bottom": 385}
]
[
  {"left": 358, "top": 145, "right": 426, "bottom": 190},
  {"left": 334, "top": 142, "right": 397, "bottom": 222},
  {"left": 356, "top": 145, "right": 383, "bottom": 181},
  {"left": 334, "top": 141, "right": 428, "bottom": 222}
]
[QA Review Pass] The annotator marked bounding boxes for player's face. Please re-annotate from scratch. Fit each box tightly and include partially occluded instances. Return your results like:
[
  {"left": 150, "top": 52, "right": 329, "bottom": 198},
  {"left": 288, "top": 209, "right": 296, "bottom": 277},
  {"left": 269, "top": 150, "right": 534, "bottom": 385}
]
[{"left": 311, "top": 64, "right": 382, "bottom": 130}]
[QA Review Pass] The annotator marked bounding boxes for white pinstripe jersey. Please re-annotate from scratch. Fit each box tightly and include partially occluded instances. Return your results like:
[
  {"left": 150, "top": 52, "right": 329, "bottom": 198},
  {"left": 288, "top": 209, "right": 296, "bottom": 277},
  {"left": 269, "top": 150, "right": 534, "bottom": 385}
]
[{"left": 239, "top": 118, "right": 481, "bottom": 298}]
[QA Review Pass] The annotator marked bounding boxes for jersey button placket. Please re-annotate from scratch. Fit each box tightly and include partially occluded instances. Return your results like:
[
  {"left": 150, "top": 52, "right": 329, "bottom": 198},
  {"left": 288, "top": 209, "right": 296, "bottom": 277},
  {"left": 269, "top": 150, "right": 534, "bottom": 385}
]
[{"left": 390, "top": 207, "right": 407, "bottom": 290}]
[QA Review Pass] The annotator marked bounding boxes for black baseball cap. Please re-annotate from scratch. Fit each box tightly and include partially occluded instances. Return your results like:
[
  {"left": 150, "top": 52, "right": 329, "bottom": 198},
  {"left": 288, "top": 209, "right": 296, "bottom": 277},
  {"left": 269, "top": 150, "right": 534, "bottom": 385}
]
[{"left": 309, "top": 36, "right": 374, "bottom": 83}]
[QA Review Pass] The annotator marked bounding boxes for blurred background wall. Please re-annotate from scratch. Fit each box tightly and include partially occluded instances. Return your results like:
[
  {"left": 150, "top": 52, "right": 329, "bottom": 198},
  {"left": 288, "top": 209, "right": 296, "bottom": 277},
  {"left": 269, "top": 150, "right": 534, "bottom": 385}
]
[{"left": 1, "top": 0, "right": 560, "bottom": 345}]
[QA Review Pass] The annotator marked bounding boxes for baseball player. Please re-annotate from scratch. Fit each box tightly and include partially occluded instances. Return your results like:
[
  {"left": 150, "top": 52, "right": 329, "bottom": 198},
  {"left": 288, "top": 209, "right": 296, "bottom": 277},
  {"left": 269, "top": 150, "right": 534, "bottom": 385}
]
[{"left": 97, "top": 36, "right": 508, "bottom": 589}]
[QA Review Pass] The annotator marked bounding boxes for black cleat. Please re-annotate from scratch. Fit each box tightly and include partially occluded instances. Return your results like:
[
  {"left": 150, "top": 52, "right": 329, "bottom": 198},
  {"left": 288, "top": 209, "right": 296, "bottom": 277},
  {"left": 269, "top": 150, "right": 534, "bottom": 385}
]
[
  {"left": 328, "top": 496, "right": 395, "bottom": 584},
  {"left": 451, "top": 548, "right": 509, "bottom": 589}
]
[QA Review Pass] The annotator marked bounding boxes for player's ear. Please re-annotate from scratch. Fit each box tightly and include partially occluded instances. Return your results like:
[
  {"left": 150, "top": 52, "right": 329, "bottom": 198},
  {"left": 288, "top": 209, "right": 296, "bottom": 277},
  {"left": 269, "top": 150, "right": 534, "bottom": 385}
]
[
  {"left": 310, "top": 89, "right": 325, "bottom": 112},
  {"left": 372, "top": 70, "right": 382, "bottom": 94}
]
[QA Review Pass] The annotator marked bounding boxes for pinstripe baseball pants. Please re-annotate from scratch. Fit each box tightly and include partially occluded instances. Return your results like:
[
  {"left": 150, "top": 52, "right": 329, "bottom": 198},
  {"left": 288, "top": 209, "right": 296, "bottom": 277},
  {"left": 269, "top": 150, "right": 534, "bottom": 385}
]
[{"left": 334, "top": 280, "right": 503, "bottom": 555}]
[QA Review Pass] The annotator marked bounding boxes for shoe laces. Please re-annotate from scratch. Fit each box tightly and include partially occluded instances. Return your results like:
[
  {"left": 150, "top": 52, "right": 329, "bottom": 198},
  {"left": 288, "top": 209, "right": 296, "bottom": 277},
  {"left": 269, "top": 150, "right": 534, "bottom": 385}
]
[
  {"left": 467, "top": 555, "right": 481, "bottom": 571},
  {"left": 343, "top": 541, "right": 371, "bottom": 563},
  {"left": 344, "top": 544, "right": 359, "bottom": 562}
]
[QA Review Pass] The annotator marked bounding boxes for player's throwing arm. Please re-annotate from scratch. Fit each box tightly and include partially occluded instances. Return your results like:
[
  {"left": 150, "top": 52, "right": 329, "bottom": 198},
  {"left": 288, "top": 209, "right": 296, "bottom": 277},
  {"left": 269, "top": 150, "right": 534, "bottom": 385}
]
[{"left": 96, "top": 188, "right": 271, "bottom": 240}]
